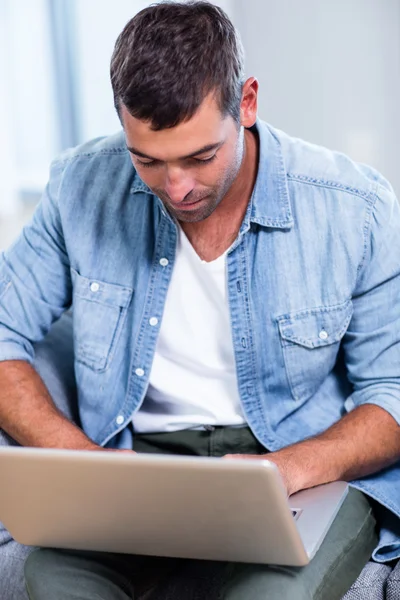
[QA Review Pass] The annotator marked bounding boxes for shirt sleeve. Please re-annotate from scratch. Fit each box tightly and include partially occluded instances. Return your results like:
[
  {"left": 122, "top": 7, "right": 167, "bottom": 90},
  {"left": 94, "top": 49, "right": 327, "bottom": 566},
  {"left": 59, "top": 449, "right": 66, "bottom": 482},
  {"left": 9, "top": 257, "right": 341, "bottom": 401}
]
[
  {"left": 0, "top": 158, "right": 72, "bottom": 364},
  {"left": 343, "top": 178, "right": 400, "bottom": 424}
]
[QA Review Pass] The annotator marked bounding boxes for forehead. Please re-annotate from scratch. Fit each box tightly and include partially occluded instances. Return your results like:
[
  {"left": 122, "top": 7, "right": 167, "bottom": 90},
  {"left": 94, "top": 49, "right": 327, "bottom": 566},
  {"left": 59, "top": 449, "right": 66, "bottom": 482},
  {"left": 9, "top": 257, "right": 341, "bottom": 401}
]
[{"left": 121, "top": 94, "right": 233, "bottom": 160}]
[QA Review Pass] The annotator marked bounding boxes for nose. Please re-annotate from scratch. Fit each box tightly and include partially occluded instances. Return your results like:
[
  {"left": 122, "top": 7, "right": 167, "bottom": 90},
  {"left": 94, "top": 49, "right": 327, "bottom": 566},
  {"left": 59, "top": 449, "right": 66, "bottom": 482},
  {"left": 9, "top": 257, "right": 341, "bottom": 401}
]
[{"left": 164, "top": 168, "right": 195, "bottom": 204}]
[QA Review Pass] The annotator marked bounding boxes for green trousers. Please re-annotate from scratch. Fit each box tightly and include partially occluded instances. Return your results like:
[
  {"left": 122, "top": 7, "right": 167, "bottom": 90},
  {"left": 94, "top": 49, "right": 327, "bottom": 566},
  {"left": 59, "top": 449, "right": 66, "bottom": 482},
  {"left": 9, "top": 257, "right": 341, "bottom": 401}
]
[{"left": 24, "top": 426, "right": 378, "bottom": 600}]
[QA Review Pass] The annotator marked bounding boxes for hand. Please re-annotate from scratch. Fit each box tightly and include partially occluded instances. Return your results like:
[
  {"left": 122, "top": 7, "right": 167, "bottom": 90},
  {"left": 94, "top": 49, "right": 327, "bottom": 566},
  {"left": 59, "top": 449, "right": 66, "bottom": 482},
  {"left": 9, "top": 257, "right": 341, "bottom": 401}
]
[
  {"left": 105, "top": 449, "right": 137, "bottom": 454},
  {"left": 223, "top": 451, "right": 299, "bottom": 496},
  {"left": 85, "top": 443, "right": 136, "bottom": 455}
]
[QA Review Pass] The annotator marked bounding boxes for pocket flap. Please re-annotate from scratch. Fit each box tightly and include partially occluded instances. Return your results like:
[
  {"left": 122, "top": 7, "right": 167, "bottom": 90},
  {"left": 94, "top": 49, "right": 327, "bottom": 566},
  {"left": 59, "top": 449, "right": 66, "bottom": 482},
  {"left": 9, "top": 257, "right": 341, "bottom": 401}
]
[
  {"left": 277, "top": 300, "right": 353, "bottom": 349},
  {"left": 71, "top": 269, "right": 132, "bottom": 309}
]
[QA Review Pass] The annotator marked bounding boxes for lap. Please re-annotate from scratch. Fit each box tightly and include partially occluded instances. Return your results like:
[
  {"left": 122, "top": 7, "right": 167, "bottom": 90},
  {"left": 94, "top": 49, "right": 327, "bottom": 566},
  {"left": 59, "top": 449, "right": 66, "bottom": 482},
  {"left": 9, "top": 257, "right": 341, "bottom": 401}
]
[
  {"left": 24, "top": 488, "right": 377, "bottom": 600},
  {"left": 161, "top": 488, "right": 378, "bottom": 600}
]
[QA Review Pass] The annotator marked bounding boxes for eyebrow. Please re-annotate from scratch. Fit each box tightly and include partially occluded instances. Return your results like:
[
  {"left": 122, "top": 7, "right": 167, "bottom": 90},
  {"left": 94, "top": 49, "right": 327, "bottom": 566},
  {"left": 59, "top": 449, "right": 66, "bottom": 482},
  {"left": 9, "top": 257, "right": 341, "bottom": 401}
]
[{"left": 126, "top": 141, "right": 223, "bottom": 161}]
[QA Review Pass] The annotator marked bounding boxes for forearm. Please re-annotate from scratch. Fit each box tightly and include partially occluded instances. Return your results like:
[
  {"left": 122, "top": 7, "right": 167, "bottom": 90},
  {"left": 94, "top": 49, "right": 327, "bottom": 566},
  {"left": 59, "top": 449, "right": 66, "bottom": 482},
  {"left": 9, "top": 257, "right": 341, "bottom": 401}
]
[
  {"left": 273, "top": 404, "right": 400, "bottom": 495},
  {"left": 0, "top": 360, "right": 97, "bottom": 450}
]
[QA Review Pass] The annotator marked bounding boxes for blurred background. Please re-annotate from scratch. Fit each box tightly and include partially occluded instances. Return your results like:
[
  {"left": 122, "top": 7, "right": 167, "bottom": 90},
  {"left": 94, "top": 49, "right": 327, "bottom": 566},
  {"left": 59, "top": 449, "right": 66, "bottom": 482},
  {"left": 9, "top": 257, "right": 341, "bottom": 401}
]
[{"left": 0, "top": 0, "right": 399, "bottom": 248}]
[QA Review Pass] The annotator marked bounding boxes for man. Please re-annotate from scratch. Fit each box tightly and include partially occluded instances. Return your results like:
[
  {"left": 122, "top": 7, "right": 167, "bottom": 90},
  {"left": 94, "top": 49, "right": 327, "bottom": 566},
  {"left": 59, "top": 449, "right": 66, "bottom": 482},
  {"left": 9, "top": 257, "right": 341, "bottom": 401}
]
[{"left": 0, "top": 1, "right": 399, "bottom": 599}]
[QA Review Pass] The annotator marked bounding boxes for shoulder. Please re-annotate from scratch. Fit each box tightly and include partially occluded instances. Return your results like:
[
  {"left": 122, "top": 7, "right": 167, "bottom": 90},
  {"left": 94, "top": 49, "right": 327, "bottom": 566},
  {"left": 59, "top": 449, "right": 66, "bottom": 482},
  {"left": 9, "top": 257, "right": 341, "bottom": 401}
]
[
  {"left": 56, "top": 130, "right": 128, "bottom": 162},
  {"left": 47, "top": 131, "right": 144, "bottom": 197},
  {"left": 261, "top": 121, "right": 393, "bottom": 202}
]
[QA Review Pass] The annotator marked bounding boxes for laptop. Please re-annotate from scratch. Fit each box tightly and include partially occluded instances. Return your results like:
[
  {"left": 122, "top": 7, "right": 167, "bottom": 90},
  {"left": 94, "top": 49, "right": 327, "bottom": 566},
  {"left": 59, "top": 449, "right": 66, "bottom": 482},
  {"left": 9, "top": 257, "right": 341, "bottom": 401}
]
[{"left": 0, "top": 447, "right": 348, "bottom": 566}]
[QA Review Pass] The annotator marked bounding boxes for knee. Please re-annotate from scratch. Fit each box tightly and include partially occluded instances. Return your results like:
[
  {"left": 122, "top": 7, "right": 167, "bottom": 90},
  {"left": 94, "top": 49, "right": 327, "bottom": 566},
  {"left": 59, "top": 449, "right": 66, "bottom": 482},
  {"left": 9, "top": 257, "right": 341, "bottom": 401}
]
[{"left": 24, "top": 548, "right": 60, "bottom": 597}]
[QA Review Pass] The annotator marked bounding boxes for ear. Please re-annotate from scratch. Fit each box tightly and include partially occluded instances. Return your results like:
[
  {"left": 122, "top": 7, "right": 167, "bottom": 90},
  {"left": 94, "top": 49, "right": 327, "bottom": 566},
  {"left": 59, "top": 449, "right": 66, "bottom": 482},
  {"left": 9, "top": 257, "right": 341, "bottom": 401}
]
[{"left": 240, "top": 77, "right": 259, "bottom": 128}]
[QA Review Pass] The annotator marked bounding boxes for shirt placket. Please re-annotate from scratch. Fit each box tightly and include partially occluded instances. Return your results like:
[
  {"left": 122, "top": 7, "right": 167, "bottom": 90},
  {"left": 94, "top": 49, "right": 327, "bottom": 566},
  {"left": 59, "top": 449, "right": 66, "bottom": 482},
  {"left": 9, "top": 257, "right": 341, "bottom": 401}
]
[
  {"left": 227, "top": 230, "right": 269, "bottom": 446},
  {"left": 102, "top": 211, "right": 177, "bottom": 444}
]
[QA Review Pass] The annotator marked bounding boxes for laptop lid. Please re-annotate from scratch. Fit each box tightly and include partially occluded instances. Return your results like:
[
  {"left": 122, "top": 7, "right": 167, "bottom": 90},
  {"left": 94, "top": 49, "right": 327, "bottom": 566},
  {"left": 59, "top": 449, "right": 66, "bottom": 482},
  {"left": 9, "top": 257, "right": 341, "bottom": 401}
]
[{"left": 0, "top": 447, "right": 346, "bottom": 566}]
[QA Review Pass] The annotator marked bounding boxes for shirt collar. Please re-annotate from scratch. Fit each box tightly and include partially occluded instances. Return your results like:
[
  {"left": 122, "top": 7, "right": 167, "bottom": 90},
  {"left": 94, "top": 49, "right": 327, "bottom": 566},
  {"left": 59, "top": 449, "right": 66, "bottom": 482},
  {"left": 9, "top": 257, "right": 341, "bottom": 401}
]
[
  {"left": 130, "top": 177, "right": 154, "bottom": 195},
  {"left": 130, "top": 117, "right": 293, "bottom": 230},
  {"left": 246, "top": 118, "right": 293, "bottom": 230}
]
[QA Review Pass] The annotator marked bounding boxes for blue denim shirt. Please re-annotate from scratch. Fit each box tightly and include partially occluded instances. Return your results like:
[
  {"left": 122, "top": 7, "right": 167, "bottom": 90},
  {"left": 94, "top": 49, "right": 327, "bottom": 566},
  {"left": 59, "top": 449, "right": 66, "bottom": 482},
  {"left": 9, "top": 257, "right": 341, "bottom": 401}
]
[{"left": 0, "top": 119, "right": 400, "bottom": 562}]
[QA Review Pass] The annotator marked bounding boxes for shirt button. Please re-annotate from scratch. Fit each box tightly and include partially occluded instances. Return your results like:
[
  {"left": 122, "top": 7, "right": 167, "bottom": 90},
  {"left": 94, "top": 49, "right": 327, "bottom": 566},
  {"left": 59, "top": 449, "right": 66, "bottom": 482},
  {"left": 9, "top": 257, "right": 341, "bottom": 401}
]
[
  {"left": 159, "top": 258, "right": 169, "bottom": 267},
  {"left": 319, "top": 330, "right": 328, "bottom": 340},
  {"left": 135, "top": 368, "right": 145, "bottom": 377},
  {"left": 116, "top": 415, "right": 124, "bottom": 425},
  {"left": 149, "top": 317, "right": 158, "bottom": 327},
  {"left": 90, "top": 282, "right": 100, "bottom": 293}
]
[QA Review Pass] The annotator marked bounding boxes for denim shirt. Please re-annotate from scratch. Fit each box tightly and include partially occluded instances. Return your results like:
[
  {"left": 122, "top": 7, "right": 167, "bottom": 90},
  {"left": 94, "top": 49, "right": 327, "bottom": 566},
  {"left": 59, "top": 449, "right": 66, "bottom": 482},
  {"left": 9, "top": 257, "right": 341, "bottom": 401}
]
[{"left": 0, "top": 119, "right": 400, "bottom": 562}]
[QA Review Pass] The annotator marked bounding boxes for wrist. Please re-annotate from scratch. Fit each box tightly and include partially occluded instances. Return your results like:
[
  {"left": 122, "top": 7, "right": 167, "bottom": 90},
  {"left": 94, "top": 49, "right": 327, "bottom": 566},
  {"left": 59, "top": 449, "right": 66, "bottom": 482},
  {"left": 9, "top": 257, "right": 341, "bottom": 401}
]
[
  {"left": 268, "top": 444, "right": 314, "bottom": 496},
  {"left": 39, "top": 422, "right": 99, "bottom": 452}
]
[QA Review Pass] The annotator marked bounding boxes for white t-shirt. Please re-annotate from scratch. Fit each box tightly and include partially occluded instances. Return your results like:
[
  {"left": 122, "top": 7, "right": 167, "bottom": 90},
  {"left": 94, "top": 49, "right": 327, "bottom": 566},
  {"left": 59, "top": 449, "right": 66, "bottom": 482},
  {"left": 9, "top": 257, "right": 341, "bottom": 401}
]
[{"left": 132, "top": 225, "right": 246, "bottom": 433}]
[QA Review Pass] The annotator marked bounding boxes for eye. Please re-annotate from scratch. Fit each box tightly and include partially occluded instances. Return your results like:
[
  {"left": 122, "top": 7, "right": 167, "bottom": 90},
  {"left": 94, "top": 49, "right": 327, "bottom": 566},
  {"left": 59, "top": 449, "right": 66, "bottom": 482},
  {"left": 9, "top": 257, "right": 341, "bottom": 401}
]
[
  {"left": 135, "top": 158, "right": 159, "bottom": 168},
  {"left": 193, "top": 154, "right": 217, "bottom": 164}
]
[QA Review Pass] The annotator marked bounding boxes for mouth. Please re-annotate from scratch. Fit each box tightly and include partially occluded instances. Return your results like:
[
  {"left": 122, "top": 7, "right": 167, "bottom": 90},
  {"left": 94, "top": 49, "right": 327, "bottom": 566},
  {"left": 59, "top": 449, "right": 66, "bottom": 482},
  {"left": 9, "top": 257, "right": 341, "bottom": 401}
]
[{"left": 171, "top": 197, "right": 206, "bottom": 211}]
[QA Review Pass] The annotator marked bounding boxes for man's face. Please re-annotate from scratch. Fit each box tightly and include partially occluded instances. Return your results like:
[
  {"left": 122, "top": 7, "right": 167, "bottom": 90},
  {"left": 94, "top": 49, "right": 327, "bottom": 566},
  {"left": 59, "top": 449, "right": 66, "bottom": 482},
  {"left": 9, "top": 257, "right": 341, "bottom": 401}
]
[{"left": 122, "top": 95, "right": 244, "bottom": 223}]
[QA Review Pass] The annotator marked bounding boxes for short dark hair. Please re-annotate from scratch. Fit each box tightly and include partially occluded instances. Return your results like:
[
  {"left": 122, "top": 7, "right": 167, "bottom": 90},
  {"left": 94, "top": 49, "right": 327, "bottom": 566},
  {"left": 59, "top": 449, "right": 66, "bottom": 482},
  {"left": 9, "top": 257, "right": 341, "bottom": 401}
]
[{"left": 110, "top": 1, "right": 245, "bottom": 130}]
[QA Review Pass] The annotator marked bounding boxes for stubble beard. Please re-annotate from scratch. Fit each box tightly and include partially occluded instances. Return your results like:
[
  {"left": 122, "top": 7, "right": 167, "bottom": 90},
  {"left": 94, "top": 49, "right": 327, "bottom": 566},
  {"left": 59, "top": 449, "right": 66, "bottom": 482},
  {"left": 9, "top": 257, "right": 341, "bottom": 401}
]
[{"left": 161, "top": 129, "right": 245, "bottom": 224}]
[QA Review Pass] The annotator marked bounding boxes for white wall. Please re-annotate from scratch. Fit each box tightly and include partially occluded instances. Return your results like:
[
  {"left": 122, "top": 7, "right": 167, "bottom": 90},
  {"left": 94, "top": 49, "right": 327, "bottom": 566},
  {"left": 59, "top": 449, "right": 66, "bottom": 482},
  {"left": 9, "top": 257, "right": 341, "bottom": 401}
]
[
  {"left": 73, "top": 0, "right": 150, "bottom": 142},
  {"left": 234, "top": 0, "right": 400, "bottom": 195},
  {"left": 0, "top": 1, "right": 18, "bottom": 216},
  {"left": 0, "top": 0, "right": 57, "bottom": 216}
]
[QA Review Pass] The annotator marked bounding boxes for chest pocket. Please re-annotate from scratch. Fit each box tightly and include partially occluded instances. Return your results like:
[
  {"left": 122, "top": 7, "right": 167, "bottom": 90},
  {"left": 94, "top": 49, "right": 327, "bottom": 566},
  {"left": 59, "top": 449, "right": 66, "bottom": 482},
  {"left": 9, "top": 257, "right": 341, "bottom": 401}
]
[
  {"left": 71, "top": 269, "right": 133, "bottom": 372},
  {"left": 277, "top": 300, "right": 353, "bottom": 403}
]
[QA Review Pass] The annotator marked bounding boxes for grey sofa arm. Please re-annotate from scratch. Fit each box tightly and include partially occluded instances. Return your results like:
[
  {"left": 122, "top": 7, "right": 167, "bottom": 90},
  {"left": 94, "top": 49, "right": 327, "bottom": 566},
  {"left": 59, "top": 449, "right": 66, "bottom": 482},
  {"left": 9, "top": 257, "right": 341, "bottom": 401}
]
[{"left": 342, "top": 561, "right": 392, "bottom": 600}]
